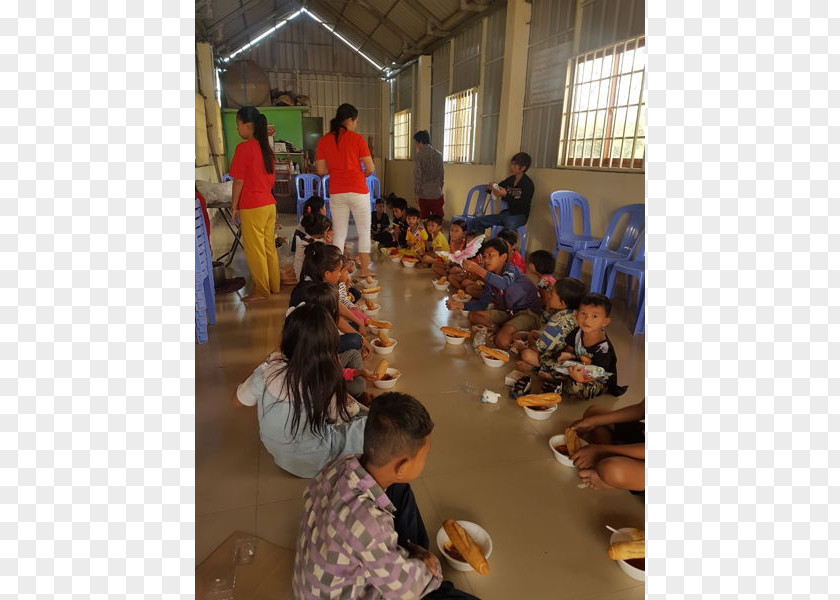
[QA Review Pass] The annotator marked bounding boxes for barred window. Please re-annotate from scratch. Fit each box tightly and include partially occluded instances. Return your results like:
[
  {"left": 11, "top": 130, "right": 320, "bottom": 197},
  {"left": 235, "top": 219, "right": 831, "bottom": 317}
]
[
  {"left": 392, "top": 109, "right": 412, "bottom": 160},
  {"left": 558, "top": 35, "right": 646, "bottom": 170},
  {"left": 443, "top": 88, "right": 478, "bottom": 163}
]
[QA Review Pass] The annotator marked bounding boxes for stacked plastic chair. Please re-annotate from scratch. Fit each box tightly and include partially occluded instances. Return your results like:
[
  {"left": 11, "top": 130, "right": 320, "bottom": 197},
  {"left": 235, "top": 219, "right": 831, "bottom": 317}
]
[
  {"left": 569, "top": 203, "right": 645, "bottom": 294},
  {"left": 459, "top": 184, "right": 495, "bottom": 231},
  {"left": 321, "top": 174, "right": 331, "bottom": 217},
  {"left": 604, "top": 240, "right": 645, "bottom": 335},
  {"left": 366, "top": 174, "right": 381, "bottom": 212},
  {"left": 294, "top": 174, "right": 322, "bottom": 221},
  {"left": 549, "top": 191, "right": 602, "bottom": 269},
  {"left": 195, "top": 197, "right": 216, "bottom": 344}
]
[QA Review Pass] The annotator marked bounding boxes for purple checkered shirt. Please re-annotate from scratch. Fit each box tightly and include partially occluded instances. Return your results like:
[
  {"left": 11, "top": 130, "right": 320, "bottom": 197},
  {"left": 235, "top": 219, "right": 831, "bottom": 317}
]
[{"left": 293, "top": 454, "right": 442, "bottom": 599}]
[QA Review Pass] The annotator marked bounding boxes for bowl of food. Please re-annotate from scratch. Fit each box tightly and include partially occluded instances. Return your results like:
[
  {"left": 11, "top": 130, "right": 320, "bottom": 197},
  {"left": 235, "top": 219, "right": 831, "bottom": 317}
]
[
  {"left": 357, "top": 278, "right": 378, "bottom": 288},
  {"left": 361, "top": 288, "right": 381, "bottom": 301},
  {"left": 609, "top": 528, "right": 645, "bottom": 581},
  {"left": 478, "top": 348, "right": 509, "bottom": 368},
  {"left": 366, "top": 320, "right": 392, "bottom": 335},
  {"left": 372, "top": 368, "right": 402, "bottom": 390},
  {"left": 432, "top": 278, "right": 449, "bottom": 291},
  {"left": 362, "top": 303, "right": 381, "bottom": 316},
  {"left": 401, "top": 257, "right": 418, "bottom": 268},
  {"left": 453, "top": 291, "right": 471, "bottom": 302},
  {"left": 522, "top": 404, "right": 557, "bottom": 421},
  {"left": 548, "top": 433, "right": 586, "bottom": 467},
  {"left": 371, "top": 339, "right": 398, "bottom": 355},
  {"left": 436, "top": 521, "right": 493, "bottom": 573},
  {"left": 440, "top": 327, "right": 471, "bottom": 345}
]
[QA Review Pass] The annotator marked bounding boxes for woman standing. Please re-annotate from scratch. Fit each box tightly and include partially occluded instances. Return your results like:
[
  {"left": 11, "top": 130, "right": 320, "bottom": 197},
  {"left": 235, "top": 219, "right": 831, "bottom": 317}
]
[
  {"left": 315, "top": 103, "right": 376, "bottom": 278},
  {"left": 230, "top": 106, "right": 280, "bottom": 303}
]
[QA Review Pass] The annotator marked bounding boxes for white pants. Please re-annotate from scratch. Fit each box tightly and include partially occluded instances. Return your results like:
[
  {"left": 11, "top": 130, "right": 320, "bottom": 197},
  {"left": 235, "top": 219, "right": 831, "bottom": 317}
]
[{"left": 329, "top": 192, "right": 371, "bottom": 254}]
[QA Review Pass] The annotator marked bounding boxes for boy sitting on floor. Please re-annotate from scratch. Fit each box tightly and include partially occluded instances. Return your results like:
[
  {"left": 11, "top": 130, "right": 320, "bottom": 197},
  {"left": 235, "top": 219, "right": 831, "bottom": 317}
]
[
  {"left": 374, "top": 196, "right": 408, "bottom": 248},
  {"left": 293, "top": 392, "right": 478, "bottom": 600},
  {"left": 419, "top": 214, "right": 450, "bottom": 268},
  {"left": 495, "top": 227, "right": 526, "bottom": 273},
  {"left": 539, "top": 293, "right": 627, "bottom": 400},
  {"left": 446, "top": 238, "right": 542, "bottom": 350},
  {"left": 569, "top": 399, "right": 645, "bottom": 492}
]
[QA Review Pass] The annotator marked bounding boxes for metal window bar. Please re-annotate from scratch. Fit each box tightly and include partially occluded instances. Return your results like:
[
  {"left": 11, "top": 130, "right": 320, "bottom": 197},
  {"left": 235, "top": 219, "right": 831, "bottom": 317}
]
[
  {"left": 557, "top": 34, "right": 645, "bottom": 170},
  {"left": 393, "top": 109, "right": 411, "bottom": 160},
  {"left": 443, "top": 88, "right": 477, "bottom": 163}
]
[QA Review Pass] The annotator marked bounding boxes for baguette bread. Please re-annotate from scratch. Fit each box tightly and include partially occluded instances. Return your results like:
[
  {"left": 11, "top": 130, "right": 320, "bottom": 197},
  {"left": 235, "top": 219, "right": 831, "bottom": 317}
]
[
  {"left": 440, "top": 326, "right": 471, "bottom": 338},
  {"left": 515, "top": 393, "right": 562, "bottom": 408},
  {"left": 362, "top": 286, "right": 381, "bottom": 294},
  {"left": 365, "top": 276, "right": 374, "bottom": 284},
  {"left": 565, "top": 427, "right": 582, "bottom": 455},
  {"left": 477, "top": 346, "right": 509, "bottom": 362},
  {"left": 579, "top": 355, "right": 592, "bottom": 365},
  {"left": 436, "top": 277, "right": 447, "bottom": 285},
  {"left": 402, "top": 256, "right": 418, "bottom": 262},
  {"left": 443, "top": 520, "right": 490, "bottom": 575},
  {"left": 377, "top": 330, "right": 395, "bottom": 347},
  {"left": 607, "top": 540, "right": 645, "bottom": 561},
  {"left": 367, "top": 319, "right": 392, "bottom": 329},
  {"left": 365, "top": 299, "right": 376, "bottom": 310},
  {"left": 375, "top": 360, "right": 389, "bottom": 380},
  {"left": 456, "top": 289, "right": 467, "bottom": 299}
]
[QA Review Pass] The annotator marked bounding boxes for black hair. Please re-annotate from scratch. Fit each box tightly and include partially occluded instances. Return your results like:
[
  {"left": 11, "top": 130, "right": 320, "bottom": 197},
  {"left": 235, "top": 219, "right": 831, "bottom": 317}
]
[
  {"left": 301, "top": 213, "right": 332, "bottom": 237},
  {"left": 480, "top": 237, "right": 509, "bottom": 261},
  {"left": 405, "top": 207, "right": 420, "bottom": 219},
  {"left": 236, "top": 106, "right": 274, "bottom": 174},
  {"left": 496, "top": 227, "right": 519, "bottom": 248},
  {"left": 425, "top": 214, "right": 443, "bottom": 227},
  {"left": 579, "top": 292, "right": 613, "bottom": 317},
  {"left": 388, "top": 196, "right": 408, "bottom": 211},
  {"left": 362, "top": 392, "right": 434, "bottom": 467},
  {"left": 267, "top": 304, "right": 347, "bottom": 437},
  {"left": 413, "top": 130, "right": 431, "bottom": 145},
  {"left": 527, "top": 249, "right": 556, "bottom": 276},
  {"left": 553, "top": 277, "right": 586, "bottom": 310},
  {"left": 375, "top": 197, "right": 386, "bottom": 206},
  {"left": 450, "top": 218, "right": 467, "bottom": 231},
  {"left": 300, "top": 243, "right": 343, "bottom": 283},
  {"left": 329, "top": 103, "right": 359, "bottom": 144},
  {"left": 300, "top": 281, "right": 340, "bottom": 323},
  {"left": 303, "top": 195, "right": 325, "bottom": 215},
  {"left": 511, "top": 152, "right": 532, "bottom": 172}
]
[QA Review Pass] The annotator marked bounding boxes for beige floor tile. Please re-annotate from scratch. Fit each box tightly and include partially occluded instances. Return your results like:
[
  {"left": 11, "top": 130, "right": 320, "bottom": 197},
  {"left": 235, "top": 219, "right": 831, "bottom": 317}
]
[
  {"left": 198, "top": 217, "right": 645, "bottom": 596},
  {"left": 195, "top": 505, "right": 257, "bottom": 565}
]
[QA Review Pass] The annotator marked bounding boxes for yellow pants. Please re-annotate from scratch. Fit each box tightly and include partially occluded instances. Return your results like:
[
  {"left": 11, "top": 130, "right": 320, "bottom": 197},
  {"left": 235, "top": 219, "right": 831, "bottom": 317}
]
[{"left": 240, "top": 204, "right": 280, "bottom": 297}]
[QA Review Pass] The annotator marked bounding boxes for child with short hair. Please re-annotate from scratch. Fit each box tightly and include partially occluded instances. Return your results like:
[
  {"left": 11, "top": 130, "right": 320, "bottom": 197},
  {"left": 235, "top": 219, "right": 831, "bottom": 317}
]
[
  {"left": 293, "top": 212, "right": 332, "bottom": 279},
  {"left": 293, "top": 392, "right": 479, "bottom": 599},
  {"left": 526, "top": 249, "right": 557, "bottom": 305},
  {"left": 446, "top": 238, "right": 542, "bottom": 350},
  {"left": 371, "top": 197, "right": 390, "bottom": 242},
  {"left": 400, "top": 207, "right": 428, "bottom": 257},
  {"left": 377, "top": 196, "right": 408, "bottom": 248},
  {"left": 513, "top": 277, "right": 586, "bottom": 374},
  {"left": 431, "top": 218, "right": 467, "bottom": 278},
  {"left": 540, "top": 293, "right": 627, "bottom": 399},
  {"left": 468, "top": 152, "right": 534, "bottom": 235},
  {"left": 233, "top": 303, "right": 367, "bottom": 478},
  {"left": 496, "top": 227, "right": 526, "bottom": 273},
  {"left": 419, "top": 214, "right": 450, "bottom": 268}
]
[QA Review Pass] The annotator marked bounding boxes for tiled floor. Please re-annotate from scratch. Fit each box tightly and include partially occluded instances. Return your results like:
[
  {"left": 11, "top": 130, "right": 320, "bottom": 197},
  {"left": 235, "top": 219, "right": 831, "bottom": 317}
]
[{"left": 197, "top": 212, "right": 645, "bottom": 598}]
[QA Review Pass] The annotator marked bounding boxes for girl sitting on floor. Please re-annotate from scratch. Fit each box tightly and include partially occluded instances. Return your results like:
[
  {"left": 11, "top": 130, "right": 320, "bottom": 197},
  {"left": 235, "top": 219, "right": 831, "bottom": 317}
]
[{"left": 233, "top": 304, "right": 369, "bottom": 478}]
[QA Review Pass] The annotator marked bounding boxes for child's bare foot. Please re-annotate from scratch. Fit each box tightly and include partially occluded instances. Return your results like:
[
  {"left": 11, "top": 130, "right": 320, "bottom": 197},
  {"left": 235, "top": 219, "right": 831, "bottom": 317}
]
[
  {"left": 578, "top": 469, "right": 616, "bottom": 490},
  {"left": 242, "top": 294, "right": 268, "bottom": 304}
]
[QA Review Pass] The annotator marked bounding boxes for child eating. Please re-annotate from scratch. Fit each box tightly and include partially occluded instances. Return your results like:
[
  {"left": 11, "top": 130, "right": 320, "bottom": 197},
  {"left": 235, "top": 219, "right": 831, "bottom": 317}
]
[
  {"left": 495, "top": 227, "right": 526, "bottom": 273},
  {"left": 432, "top": 218, "right": 467, "bottom": 278},
  {"left": 526, "top": 249, "right": 557, "bottom": 305},
  {"left": 401, "top": 207, "right": 428, "bottom": 257},
  {"left": 293, "top": 393, "right": 478, "bottom": 599},
  {"left": 371, "top": 197, "right": 390, "bottom": 244},
  {"left": 446, "top": 238, "right": 542, "bottom": 350},
  {"left": 419, "top": 214, "right": 450, "bottom": 268}
]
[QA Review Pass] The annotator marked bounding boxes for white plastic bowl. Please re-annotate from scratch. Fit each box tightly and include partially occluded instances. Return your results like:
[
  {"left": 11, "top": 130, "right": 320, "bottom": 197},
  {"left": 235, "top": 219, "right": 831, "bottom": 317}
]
[
  {"left": 522, "top": 404, "right": 557, "bottom": 421},
  {"left": 480, "top": 349, "right": 508, "bottom": 368},
  {"left": 461, "top": 309, "right": 470, "bottom": 317},
  {"left": 432, "top": 280, "right": 449, "bottom": 291},
  {"left": 358, "top": 278, "right": 378, "bottom": 288},
  {"left": 390, "top": 255, "right": 402, "bottom": 263},
  {"left": 436, "top": 521, "right": 493, "bottom": 573},
  {"left": 372, "top": 339, "right": 397, "bottom": 354},
  {"left": 610, "top": 528, "right": 645, "bottom": 581},
  {"left": 362, "top": 291, "right": 380, "bottom": 301},
  {"left": 362, "top": 304, "right": 381, "bottom": 316},
  {"left": 444, "top": 332, "right": 469, "bottom": 345},
  {"left": 402, "top": 259, "right": 418, "bottom": 268},
  {"left": 452, "top": 293, "right": 471, "bottom": 302},
  {"left": 372, "top": 368, "right": 401, "bottom": 390},
  {"left": 548, "top": 433, "right": 587, "bottom": 467}
]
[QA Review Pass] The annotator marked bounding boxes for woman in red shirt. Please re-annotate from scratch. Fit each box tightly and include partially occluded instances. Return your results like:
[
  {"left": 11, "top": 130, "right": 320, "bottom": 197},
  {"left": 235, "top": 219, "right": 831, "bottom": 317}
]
[
  {"left": 229, "top": 106, "right": 279, "bottom": 303},
  {"left": 316, "top": 104, "right": 376, "bottom": 278}
]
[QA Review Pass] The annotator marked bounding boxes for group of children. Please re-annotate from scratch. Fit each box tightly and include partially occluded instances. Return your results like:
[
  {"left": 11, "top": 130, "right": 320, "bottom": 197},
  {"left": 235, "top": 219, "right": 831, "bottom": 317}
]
[{"left": 232, "top": 177, "right": 643, "bottom": 599}]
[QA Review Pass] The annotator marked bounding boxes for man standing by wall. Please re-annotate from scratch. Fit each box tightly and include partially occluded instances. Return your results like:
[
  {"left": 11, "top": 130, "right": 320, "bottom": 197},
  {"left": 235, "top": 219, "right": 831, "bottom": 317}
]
[{"left": 413, "top": 130, "right": 445, "bottom": 218}]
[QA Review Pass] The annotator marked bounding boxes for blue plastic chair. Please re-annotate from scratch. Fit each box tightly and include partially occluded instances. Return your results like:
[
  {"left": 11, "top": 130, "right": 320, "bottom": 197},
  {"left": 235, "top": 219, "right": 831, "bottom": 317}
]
[
  {"left": 460, "top": 184, "right": 495, "bottom": 230},
  {"left": 222, "top": 173, "right": 233, "bottom": 182},
  {"left": 366, "top": 174, "right": 381, "bottom": 212},
  {"left": 195, "top": 198, "right": 216, "bottom": 343},
  {"left": 549, "top": 191, "right": 602, "bottom": 270},
  {"left": 569, "top": 203, "right": 645, "bottom": 293},
  {"left": 605, "top": 240, "right": 645, "bottom": 335},
  {"left": 295, "top": 174, "right": 322, "bottom": 221},
  {"left": 489, "top": 198, "right": 528, "bottom": 256}
]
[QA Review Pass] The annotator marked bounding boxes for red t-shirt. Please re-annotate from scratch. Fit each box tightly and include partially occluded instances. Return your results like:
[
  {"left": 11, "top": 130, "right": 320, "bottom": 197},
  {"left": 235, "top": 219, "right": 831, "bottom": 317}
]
[
  {"left": 229, "top": 138, "right": 276, "bottom": 209},
  {"left": 510, "top": 251, "right": 526, "bottom": 273},
  {"left": 315, "top": 130, "right": 371, "bottom": 195}
]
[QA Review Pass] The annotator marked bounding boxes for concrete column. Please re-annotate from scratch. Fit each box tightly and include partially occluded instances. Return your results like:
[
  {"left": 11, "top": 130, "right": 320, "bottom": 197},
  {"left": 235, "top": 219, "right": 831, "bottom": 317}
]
[
  {"left": 379, "top": 80, "right": 390, "bottom": 172},
  {"left": 494, "top": 0, "right": 531, "bottom": 165},
  {"left": 415, "top": 55, "right": 432, "bottom": 133}
]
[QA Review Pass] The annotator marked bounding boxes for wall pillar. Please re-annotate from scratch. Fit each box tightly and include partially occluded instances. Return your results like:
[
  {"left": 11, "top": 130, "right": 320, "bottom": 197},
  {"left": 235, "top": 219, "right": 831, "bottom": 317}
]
[
  {"left": 415, "top": 55, "right": 432, "bottom": 133},
  {"left": 494, "top": 0, "right": 531, "bottom": 164}
]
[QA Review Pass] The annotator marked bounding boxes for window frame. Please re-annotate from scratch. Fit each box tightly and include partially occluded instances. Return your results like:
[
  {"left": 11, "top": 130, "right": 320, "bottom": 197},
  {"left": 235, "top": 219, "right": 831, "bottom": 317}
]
[
  {"left": 557, "top": 35, "right": 646, "bottom": 172},
  {"left": 392, "top": 108, "right": 412, "bottom": 160},
  {"left": 443, "top": 87, "right": 479, "bottom": 164}
]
